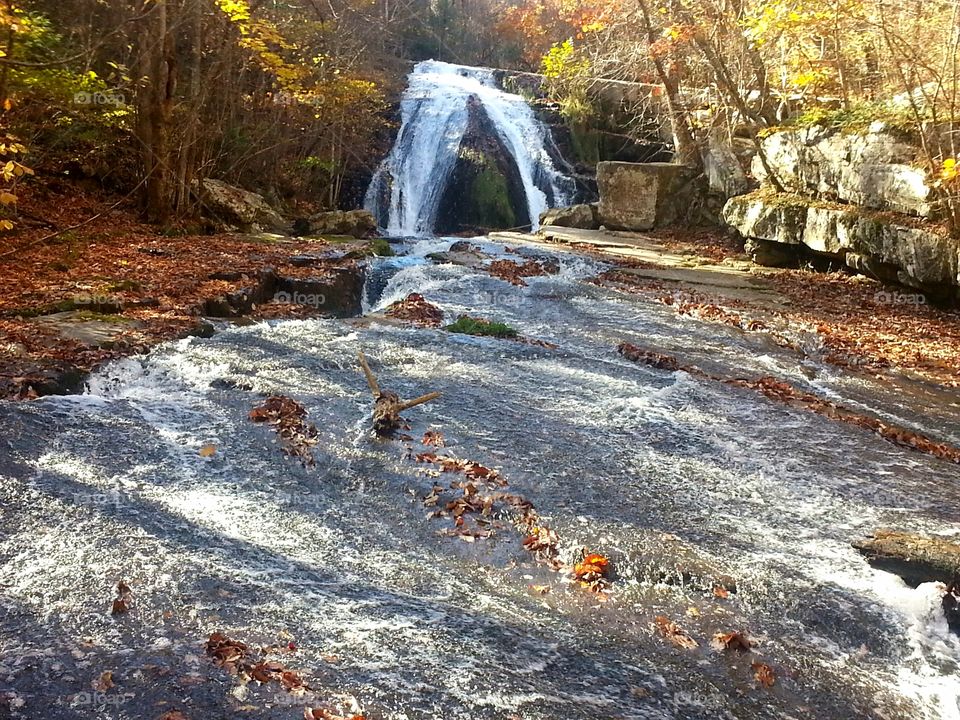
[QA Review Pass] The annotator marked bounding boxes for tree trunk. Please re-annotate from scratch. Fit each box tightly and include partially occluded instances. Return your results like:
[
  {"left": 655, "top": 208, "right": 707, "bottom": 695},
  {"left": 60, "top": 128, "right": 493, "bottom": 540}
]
[
  {"left": 636, "top": 0, "right": 703, "bottom": 172},
  {"left": 136, "top": 0, "right": 176, "bottom": 224}
]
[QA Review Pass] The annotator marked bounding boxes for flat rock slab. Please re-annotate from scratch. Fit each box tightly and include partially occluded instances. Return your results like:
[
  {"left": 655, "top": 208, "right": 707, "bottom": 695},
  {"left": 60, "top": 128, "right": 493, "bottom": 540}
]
[
  {"left": 31, "top": 311, "right": 142, "bottom": 349},
  {"left": 490, "top": 228, "right": 789, "bottom": 309},
  {"left": 854, "top": 530, "right": 960, "bottom": 586}
]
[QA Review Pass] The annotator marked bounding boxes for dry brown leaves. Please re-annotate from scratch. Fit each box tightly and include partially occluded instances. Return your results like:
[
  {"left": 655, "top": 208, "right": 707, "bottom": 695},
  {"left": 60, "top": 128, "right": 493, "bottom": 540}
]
[
  {"left": 617, "top": 343, "right": 681, "bottom": 371},
  {"left": 0, "top": 182, "right": 370, "bottom": 400},
  {"left": 249, "top": 396, "right": 319, "bottom": 466},
  {"left": 752, "top": 661, "right": 776, "bottom": 687},
  {"left": 111, "top": 580, "right": 133, "bottom": 615},
  {"left": 653, "top": 616, "right": 698, "bottom": 649},
  {"left": 619, "top": 342, "right": 960, "bottom": 465},
  {"left": 422, "top": 429, "right": 445, "bottom": 447},
  {"left": 304, "top": 709, "right": 365, "bottom": 720},
  {"left": 384, "top": 293, "right": 444, "bottom": 327},
  {"left": 596, "top": 255, "right": 960, "bottom": 388},
  {"left": 92, "top": 670, "right": 115, "bottom": 691},
  {"left": 415, "top": 437, "right": 608, "bottom": 591},
  {"left": 206, "top": 632, "right": 310, "bottom": 694},
  {"left": 573, "top": 552, "right": 612, "bottom": 593},
  {"left": 158, "top": 712, "right": 189, "bottom": 720},
  {"left": 711, "top": 631, "right": 752, "bottom": 652},
  {"left": 487, "top": 259, "right": 552, "bottom": 287},
  {"left": 415, "top": 452, "right": 506, "bottom": 486}
]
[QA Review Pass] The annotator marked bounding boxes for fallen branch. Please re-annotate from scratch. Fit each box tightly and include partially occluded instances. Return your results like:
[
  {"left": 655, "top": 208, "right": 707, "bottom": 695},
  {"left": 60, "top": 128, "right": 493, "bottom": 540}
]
[{"left": 358, "top": 351, "right": 440, "bottom": 436}]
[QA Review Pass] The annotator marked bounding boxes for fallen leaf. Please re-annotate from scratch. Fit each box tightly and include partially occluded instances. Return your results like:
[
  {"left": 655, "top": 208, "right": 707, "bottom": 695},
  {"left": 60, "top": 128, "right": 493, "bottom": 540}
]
[
  {"left": 711, "top": 630, "right": 752, "bottom": 652},
  {"left": 752, "top": 661, "right": 775, "bottom": 687},
  {"left": 92, "top": 670, "right": 114, "bottom": 691},
  {"left": 653, "top": 615, "right": 698, "bottom": 649},
  {"left": 199, "top": 444, "right": 216, "bottom": 457}
]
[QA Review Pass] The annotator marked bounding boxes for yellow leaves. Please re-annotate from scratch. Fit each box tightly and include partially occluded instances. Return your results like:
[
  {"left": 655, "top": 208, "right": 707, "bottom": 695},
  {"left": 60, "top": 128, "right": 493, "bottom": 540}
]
[
  {"left": 942, "top": 158, "right": 959, "bottom": 182},
  {"left": 541, "top": 39, "right": 590, "bottom": 80},
  {"left": 2, "top": 160, "right": 32, "bottom": 182},
  {"left": 0, "top": 191, "right": 17, "bottom": 206},
  {"left": 0, "top": 219, "right": 14, "bottom": 231},
  {"left": 199, "top": 444, "right": 217, "bottom": 457}
]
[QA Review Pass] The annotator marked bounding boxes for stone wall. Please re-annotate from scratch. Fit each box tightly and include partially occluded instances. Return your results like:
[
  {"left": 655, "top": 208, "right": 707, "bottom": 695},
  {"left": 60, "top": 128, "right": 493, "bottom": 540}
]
[{"left": 723, "top": 124, "right": 959, "bottom": 301}]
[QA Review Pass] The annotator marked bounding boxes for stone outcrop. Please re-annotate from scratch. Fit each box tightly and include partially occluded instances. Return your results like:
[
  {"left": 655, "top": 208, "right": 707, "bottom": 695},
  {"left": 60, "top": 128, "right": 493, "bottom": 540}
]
[
  {"left": 724, "top": 123, "right": 959, "bottom": 300},
  {"left": 753, "top": 124, "right": 933, "bottom": 217},
  {"left": 597, "top": 162, "right": 705, "bottom": 231},
  {"left": 202, "top": 266, "right": 366, "bottom": 318},
  {"left": 196, "top": 178, "right": 288, "bottom": 233},
  {"left": 723, "top": 191, "right": 960, "bottom": 295},
  {"left": 540, "top": 203, "right": 599, "bottom": 230},
  {"left": 306, "top": 209, "right": 377, "bottom": 238}
]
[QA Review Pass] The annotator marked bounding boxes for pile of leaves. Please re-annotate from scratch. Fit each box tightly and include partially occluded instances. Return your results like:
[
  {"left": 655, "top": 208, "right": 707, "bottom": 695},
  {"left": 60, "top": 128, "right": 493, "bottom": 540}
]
[
  {"left": 206, "top": 632, "right": 309, "bottom": 694},
  {"left": 384, "top": 293, "right": 444, "bottom": 327},
  {"left": 487, "top": 258, "right": 553, "bottom": 286},
  {"left": 616, "top": 343, "right": 681, "bottom": 371},
  {"left": 618, "top": 342, "right": 960, "bottom": 465},
  {"left": 249, "top": 395, "right": 319, "bottom": 466},
  {"left": 573, "top": 552, "right": 612, "bottom": 593}
]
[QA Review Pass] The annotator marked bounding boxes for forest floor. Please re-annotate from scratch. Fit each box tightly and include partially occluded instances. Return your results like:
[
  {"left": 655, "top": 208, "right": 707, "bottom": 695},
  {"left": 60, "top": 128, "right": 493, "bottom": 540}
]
[{"left": 0, "top": 184, "right": 372, "bottom": 400}]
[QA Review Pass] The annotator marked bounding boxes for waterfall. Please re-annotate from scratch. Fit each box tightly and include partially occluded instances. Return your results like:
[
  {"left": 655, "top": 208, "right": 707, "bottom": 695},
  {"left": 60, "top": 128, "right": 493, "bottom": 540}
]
[{"left": 365, "top": 60, "right": 575, "bottom": 237}]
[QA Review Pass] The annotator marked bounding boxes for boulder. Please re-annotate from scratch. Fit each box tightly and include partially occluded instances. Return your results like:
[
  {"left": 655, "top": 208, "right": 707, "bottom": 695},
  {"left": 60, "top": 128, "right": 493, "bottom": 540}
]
[
  {"left": 854, "top": 530, "right": 960, "bottom": 587},
  {"left": 539, "top": 203, "right": 599, "bottom": 230},
  {"left": 597, "top": 162, "right": 705, "bottom": 231},
  {"left": 753, "top": 125, "right": 933, "bottom": 217},
  {"left": 196, "top": 178, "right": 287, "bottom": 233},
  {"left": 308, "top": 209, "right": 377, "bottom": 238},
  {"left": 719, "top": 193, "right": 808, "bottom": 246},
  {"left": 723, "top": 191, "right": 960, "bottom": 293}
]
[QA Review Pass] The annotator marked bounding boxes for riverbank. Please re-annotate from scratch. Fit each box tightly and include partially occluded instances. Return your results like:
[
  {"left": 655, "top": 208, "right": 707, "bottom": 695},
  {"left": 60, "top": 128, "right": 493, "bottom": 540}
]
[
  {"left": 492, "top": 226, "right": 960, "bottom": 389},
  {"left": 0, "top": 186, "right": 375, "bottom": 399},
  {"left": 3, "top": 185, "right": 959, "bottom": 402}
]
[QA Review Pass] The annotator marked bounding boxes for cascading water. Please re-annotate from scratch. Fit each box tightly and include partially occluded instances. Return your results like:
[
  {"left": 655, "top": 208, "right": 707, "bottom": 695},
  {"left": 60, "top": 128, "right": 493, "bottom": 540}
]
[
  {"left": 365, "top": 60, "right": 575, "bottom": 236},
  {"left": 2, "top": 237, "right": 960, "bottom": 719}
]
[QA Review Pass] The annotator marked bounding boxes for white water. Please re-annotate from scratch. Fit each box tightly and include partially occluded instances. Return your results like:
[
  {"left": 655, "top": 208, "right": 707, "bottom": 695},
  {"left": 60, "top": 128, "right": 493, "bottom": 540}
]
[{"left": 365, "top": 60, "right": 574, "bottom": 236}]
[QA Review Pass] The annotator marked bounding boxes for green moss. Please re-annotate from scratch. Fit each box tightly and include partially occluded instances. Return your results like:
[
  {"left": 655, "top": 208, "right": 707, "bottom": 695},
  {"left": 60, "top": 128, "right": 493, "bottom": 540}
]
[
  {"left": 369, "top": 238, "right": 394, "bottom": 256},
  {"left": 468, "top": 165, "right": 516, "bottom": 229},
  {"left": 787, "top": 102, "right": 920, "bottom": 137},
  {"left": 445, "top": 315, "right": 518, "bottom": 338},
  {"left": 569, "top": 121, "right": 600, "bottom": 165},
  {"left": 70, "top": 310, "right": 128, "bottom": 323}
]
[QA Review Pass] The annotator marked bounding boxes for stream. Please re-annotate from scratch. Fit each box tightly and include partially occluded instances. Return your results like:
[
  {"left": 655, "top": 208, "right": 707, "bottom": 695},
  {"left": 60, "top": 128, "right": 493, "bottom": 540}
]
[{"left": 1, "top": 236, "right": 959, "bottom": 719}]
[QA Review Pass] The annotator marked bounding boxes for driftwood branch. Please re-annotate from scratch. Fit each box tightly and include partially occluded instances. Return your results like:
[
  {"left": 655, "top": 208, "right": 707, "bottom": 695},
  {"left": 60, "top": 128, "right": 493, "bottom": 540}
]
[{"left": 358, "top": 351, "right": 440, "bottom": 436}]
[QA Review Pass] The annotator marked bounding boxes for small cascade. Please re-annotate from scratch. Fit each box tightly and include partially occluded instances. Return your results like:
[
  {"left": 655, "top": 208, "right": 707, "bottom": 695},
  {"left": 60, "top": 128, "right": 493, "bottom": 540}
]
[{"left": 365, "top": 60, "right": 575, "bottom": 236}]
